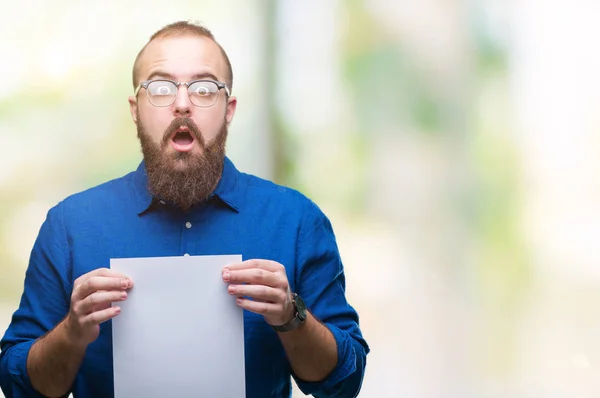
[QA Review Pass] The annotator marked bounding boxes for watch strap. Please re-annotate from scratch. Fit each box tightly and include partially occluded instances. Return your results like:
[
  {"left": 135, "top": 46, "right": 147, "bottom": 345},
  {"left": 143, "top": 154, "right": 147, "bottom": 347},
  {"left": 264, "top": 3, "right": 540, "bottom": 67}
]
[
  {"left": 271, "top": 314, "right": 304, "bottom": 332},
  {"left": 271, "top": 293, "right": 306, "bottom": 332}
]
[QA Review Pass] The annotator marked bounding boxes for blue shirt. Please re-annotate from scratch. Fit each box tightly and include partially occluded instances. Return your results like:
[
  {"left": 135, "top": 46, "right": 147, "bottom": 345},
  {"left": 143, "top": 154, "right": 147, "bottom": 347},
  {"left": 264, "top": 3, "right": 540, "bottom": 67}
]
[{"left": 0, "top": 157, "right": 369, "bottom": 398}]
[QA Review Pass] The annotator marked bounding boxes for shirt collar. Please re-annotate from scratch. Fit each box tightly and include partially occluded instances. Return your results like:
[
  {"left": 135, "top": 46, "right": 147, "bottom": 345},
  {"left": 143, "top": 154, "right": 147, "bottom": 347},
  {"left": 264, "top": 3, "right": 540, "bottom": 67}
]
[
  {"left": 211, "top": 156, "right": 241, "bottom": 212},
  {"left": 133, "top": 156, "right": 241, "bottom": 215}
]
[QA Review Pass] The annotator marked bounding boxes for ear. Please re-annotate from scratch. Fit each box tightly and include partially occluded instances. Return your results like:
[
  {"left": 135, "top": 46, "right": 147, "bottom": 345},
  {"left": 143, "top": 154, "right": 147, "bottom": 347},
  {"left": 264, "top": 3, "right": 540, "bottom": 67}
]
[
  {"left": 128, "top": 96, "right": 139, "bottom": 124},
  {"left": 225, "top": 96, "right": 237, "bottom": 126}
]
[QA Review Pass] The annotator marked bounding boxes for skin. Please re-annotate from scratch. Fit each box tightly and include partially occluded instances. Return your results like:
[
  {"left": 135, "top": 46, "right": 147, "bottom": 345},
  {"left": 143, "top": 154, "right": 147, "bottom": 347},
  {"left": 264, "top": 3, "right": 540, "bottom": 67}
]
[
  {"left": 128, "top": 35, "right": 238, "bottom": 164},
  {"left": 26, "top": 35, "right": 337, "bottom": 397},
  {"left": 27, "top": 268, "right": 133, "bottom": 397},
  {"left": 223, "top": 260, "right": 338, "bottom": 382}
]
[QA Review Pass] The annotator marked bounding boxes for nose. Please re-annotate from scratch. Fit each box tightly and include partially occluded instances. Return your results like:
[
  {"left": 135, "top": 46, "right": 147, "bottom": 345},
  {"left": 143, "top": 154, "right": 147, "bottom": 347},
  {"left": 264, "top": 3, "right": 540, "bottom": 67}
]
[{"left": 172, "top": 84, "right": 192, "bottom": 117}]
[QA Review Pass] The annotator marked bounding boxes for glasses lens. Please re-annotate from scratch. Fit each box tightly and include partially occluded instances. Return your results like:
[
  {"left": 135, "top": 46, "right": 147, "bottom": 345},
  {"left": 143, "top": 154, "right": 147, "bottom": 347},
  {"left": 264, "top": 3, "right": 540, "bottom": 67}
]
[
  {"left": 147, "top": 81, "right": 177, "bottom": 106},
  {"left": 188, "top": 81, "right": 220, "bottom": 107}
]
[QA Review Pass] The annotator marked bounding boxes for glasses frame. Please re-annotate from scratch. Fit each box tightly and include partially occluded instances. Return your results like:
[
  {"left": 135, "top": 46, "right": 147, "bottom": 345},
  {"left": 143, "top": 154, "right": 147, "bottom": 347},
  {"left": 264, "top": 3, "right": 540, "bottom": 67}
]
[{"left": 134, "top": 79, "right": 231, "bottom": 108}]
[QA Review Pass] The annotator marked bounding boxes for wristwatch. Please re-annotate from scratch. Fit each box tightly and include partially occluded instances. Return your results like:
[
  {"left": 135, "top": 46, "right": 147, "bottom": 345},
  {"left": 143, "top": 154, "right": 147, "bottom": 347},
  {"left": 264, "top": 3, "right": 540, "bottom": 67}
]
[{"left": 271, "top": 293, "right": 307, "bottom": 332}]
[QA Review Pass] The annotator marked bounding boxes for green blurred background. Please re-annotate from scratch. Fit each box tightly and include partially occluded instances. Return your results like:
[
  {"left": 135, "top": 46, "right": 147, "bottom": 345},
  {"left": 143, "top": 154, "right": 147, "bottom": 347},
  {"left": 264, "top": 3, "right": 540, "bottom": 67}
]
[{"left": 2, "top": 0, "right": 600, "bottom": 396}]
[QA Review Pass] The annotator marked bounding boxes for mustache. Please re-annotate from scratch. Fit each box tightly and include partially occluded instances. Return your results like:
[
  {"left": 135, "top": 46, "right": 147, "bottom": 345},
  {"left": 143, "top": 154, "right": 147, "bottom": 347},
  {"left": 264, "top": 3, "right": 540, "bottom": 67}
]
[{"left": 161, "top": 117, "right": 204, "bottom": 146}]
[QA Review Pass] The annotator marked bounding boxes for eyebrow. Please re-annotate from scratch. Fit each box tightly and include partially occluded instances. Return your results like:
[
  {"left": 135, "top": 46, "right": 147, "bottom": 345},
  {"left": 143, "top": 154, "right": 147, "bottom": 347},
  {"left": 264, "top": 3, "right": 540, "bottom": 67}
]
[{"left": 145, "top": 71, "right": 221, "bottom": 82}]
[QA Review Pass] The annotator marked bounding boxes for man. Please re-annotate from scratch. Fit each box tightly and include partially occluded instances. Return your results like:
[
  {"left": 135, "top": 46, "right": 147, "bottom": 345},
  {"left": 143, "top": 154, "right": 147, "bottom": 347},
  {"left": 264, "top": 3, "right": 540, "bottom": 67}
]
[{"left": 0, "top": 21, "right": 369, "bottom": 398}]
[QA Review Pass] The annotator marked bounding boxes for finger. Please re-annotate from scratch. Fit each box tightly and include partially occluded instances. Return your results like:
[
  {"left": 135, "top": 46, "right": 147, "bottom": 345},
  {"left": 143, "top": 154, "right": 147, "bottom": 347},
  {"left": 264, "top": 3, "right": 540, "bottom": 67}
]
[
  {"left": 74, "top": 276, "right": 133, "bottom": 302},
  {"left": 223, "top": 268, "right": 284, "bottom": 288},
  {"left": 74, "top": 290, "right": 128, "bottom": 315},
  {"left": 223, "top": 259, "right": 283, "bottom": 273},
  {"left": 91, "top": 267, "right": 131, "bottom": 278},
  {"left": 228, "top": 284, "right": 288, "bottom": 303},
  {"left": 74, "top": 268, "right": 131, "bottom": 287},
  {"left": 235, "top": 297, "right": 279, "bottom": 315},
  {"left": 82, "top": 306, "right": 122, "bottom": 326}
]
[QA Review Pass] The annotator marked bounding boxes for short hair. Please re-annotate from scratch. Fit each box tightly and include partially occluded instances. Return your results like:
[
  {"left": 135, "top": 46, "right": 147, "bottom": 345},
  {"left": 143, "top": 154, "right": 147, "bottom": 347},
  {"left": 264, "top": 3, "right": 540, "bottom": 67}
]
[{"left": 132, "top": 20, "right": 233, "bottom": 92}]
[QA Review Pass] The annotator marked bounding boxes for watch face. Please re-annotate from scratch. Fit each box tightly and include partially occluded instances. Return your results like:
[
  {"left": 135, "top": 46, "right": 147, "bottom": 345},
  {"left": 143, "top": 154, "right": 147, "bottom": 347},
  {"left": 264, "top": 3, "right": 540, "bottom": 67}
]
[{"left": 294, "top": 294, "right": 307, "bottom": 319}]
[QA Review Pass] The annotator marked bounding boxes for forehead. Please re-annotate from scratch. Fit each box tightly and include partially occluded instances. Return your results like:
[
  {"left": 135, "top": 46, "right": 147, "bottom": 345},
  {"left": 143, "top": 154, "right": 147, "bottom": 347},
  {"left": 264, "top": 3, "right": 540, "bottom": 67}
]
[{"left": 137, "top": 35, "right": 226, "bottom": 81}]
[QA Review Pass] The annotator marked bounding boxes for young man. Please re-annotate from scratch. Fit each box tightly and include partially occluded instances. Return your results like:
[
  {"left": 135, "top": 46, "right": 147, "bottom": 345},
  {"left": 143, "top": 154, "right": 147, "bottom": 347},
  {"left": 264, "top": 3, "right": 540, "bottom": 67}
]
[{"left": 0, "top": 21, "right": 369, "bottom": 398}]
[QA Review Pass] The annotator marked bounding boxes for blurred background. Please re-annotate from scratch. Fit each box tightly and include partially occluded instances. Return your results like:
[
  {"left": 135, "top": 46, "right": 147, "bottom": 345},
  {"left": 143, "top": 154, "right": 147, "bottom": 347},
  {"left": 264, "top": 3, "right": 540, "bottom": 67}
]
[{"left": 2, "top": 0, "right": 600, "bottom": 396}]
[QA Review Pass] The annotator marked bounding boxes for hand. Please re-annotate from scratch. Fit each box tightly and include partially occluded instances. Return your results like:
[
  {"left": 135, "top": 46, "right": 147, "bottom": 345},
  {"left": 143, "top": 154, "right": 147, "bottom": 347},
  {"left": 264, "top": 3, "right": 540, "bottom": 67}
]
[
  {"left": 65, "top": 268, "right": 134, "bottom": 345},
  {"left": 222, "top": 260, "right": 294, "bottom": 326}
]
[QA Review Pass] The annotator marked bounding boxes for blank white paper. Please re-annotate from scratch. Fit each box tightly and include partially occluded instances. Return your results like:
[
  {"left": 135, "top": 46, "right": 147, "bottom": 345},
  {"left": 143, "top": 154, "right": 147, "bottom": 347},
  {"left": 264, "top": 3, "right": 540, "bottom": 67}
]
[{"left": 110, "top": 254, "right": 245, "bottom": 398}]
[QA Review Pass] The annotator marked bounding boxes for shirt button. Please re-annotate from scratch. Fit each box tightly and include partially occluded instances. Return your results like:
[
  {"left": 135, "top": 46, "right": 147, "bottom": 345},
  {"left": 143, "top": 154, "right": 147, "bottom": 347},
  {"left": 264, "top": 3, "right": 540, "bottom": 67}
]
[
  {"left": 184, "top": 253, "right": 190, "bottom": 256},
  {"left": 185, "top": 222, "right": 192, "bottom": 229}
]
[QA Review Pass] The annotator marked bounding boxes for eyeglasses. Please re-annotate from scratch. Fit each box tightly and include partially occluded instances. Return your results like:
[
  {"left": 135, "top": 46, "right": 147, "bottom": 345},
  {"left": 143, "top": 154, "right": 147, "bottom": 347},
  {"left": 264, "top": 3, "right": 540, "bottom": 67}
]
[{"left": 134, "top": 79, "right": 230, "bottom": 108}]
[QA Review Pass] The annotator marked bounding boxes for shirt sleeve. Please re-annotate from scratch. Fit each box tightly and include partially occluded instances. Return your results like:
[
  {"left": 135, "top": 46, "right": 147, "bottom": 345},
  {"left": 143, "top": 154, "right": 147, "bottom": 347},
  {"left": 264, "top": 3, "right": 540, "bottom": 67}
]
[
  {"left": 0, "top": 204, "right": 72, "bottom": 397},
  {"left": 292, "top": 201, "right": 370, "bottom": 398}
]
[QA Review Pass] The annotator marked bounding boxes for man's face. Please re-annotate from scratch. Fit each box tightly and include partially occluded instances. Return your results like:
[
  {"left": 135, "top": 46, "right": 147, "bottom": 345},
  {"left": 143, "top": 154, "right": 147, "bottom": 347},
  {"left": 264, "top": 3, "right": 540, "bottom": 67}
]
[{"left": 128, "top": 35, "right": 237, "bottom": 210}]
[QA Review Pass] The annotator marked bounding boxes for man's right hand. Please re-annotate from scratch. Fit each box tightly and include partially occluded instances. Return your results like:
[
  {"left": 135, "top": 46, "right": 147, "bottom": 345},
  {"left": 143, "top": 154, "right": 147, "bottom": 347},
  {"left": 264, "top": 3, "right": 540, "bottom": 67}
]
[{"left": 64, "top": 268, "right": 134, "bottom": 346}]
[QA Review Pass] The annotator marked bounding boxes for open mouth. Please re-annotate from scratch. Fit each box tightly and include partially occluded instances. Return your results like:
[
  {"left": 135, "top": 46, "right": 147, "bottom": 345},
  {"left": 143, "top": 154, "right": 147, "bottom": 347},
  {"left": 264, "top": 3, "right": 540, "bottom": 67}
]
[{"left": 170, "top": 127, "right": 196, "bottom": 152}]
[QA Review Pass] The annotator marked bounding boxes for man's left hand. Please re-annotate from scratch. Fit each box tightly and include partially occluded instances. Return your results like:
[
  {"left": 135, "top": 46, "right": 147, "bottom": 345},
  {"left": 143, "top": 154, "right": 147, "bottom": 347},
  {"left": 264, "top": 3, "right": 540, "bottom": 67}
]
[{"left": 222, "top": 259, "right": 294, "bottom": 326}]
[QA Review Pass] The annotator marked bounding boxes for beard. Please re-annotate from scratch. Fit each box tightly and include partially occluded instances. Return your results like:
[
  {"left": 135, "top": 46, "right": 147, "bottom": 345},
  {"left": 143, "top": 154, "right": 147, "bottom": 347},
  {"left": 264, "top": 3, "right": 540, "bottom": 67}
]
[{"left": 136, "top": 113, "right": 228, "bottom": 211}]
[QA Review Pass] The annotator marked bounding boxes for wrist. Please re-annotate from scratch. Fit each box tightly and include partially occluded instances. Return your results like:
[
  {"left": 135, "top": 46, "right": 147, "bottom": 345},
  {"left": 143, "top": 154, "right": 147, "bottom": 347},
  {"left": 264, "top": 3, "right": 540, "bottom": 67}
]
[
  {"left": 271, "top": 293, "right": 307, "bottom": 333},
  {"left": 61, "top": 315, "right": 89, "bottom": 349},
  {"left": 266, "top": 303, "right": 294, "bottom": 327}
]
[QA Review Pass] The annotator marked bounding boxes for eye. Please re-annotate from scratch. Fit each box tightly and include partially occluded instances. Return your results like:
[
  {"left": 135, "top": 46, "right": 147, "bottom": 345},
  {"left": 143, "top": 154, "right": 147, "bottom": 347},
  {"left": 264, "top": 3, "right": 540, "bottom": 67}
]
[
  {"left": 148, "top": 81, "right": 176, "bottom": 96},
  {"left": 194, "top": 86, "right": 210, "bottom": 96},
  {"left": 190, "top": 82, "right": 217, "bottom": 96}
]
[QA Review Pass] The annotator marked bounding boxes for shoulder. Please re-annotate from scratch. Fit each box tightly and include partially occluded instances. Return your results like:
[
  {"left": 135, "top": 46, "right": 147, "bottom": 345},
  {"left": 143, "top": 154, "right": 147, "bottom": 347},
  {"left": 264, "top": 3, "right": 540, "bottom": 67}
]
[
  {"left": 239, "top": 172, "right": 326, "bottom": 217},
  {"left": 51, "top": 169, "right": 137, "bottom": 218},
  {"left": 237, "top": 171, "right": 332, "bottom": 234},
  {"left": 30, "top": 170, "right": 136, "bottom": 256}
]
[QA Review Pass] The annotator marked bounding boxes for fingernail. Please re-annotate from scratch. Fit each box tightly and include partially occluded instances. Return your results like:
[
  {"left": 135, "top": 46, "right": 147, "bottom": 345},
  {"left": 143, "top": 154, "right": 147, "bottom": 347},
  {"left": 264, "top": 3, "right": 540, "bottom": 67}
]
[
  {"left": 121, "top": 292, "right": 127, "bottom": 299},
  {"left": 121, "top": 279, "right": 129, "bottom": 288},
  {"left": 228, "top": 285, "right": 235, "bottom": 294},
  {"left": 223, "top": 272, "right": 230, "bottom": 280}
]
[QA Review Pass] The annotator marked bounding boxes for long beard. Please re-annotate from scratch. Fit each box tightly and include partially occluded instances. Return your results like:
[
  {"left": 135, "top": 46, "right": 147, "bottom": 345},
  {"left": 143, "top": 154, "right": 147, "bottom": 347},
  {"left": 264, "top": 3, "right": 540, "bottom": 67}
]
[{"left": 136, "top": 114, "right": 228, "bottom": 211}]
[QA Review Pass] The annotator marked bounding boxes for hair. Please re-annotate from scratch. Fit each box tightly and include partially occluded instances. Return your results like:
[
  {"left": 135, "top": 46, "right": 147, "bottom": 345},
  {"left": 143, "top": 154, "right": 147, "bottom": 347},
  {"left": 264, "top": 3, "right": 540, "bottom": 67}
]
[{"left": 132, "top": 20, "right": 233, "bottom": 92}]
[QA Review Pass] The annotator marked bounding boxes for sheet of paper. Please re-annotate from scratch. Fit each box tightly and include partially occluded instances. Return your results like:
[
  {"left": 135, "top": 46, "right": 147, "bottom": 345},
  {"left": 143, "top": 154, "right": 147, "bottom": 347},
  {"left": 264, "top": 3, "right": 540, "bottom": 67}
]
[{"left": 110, "top": 254, "right": 245, "bottom": 398}]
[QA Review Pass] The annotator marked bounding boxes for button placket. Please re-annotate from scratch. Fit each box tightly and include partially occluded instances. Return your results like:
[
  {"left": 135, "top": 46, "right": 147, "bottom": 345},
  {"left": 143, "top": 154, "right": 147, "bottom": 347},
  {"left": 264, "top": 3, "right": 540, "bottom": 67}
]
[{"left": 183, "top": 220, "right": 193, "bottom": 256}]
